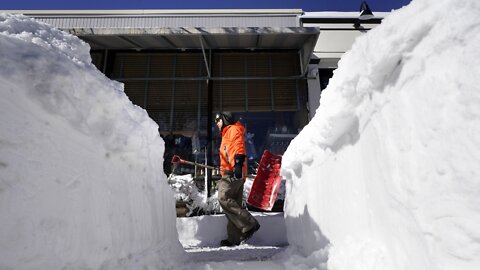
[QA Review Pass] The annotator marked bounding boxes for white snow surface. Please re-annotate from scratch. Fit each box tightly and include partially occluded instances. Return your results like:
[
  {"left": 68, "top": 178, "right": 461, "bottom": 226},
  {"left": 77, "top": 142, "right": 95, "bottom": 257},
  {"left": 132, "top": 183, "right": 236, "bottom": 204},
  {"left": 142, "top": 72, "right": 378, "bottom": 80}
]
[
  {"left": 2, "top": 0, "right": 480, "bottom": 269},
  {"left": 282, "top": 0, "right": 480, "bottom": 270},
  {"left": 0, "top": 13, "right": 183, "bottom": 270}
]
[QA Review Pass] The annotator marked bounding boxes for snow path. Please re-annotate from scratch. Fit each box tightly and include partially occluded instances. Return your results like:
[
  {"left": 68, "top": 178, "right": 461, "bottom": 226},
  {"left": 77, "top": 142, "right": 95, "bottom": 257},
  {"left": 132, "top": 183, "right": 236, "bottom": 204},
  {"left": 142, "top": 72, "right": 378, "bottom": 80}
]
[
  {"left": 177, "top": 212, "right": 288, "bottom": 247},
  {"left": 185, "top": 245, "right": 287, "bottom": 262},
  {"left": 180, "top": 245, "right": 288, "bottom": 270},
  {"left": 176, "top": 213, "right": 290, "bottom": 269}
]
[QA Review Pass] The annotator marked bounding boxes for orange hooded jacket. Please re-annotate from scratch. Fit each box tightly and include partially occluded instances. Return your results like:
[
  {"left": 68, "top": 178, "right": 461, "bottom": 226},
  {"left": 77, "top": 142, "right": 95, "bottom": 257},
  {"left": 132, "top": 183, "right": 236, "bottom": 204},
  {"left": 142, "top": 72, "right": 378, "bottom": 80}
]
[{"left": 219, "top": 121, "right": 247, "bottom": 180}]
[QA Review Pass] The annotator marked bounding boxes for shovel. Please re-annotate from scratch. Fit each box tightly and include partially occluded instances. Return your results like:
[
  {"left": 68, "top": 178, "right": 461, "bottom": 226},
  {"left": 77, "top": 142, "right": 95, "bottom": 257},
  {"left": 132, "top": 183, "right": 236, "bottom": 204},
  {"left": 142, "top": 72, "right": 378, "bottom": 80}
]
[{"left": 171, "top": 155, "right": 233, "bottom": 174}]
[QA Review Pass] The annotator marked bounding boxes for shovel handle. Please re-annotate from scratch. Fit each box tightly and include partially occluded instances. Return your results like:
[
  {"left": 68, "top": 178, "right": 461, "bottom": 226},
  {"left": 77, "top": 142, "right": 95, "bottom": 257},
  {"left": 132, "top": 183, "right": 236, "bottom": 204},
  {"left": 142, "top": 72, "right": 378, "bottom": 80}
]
[{"left": 171, "top": 155, "right": 233, "bottom": 174}]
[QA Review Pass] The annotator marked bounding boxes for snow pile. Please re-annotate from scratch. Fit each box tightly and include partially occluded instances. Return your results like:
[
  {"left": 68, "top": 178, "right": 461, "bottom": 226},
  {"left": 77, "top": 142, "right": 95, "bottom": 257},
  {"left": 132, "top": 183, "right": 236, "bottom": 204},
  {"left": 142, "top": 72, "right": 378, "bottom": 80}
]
[
  {"left": 168, "top": 174, "right": 222, "bottom": 215},
  {"left": 282, "top": 0, "right": 480, "bottom": 269},
  {"left": 0, "top": 13, "right": 183, "bottom": 270}
]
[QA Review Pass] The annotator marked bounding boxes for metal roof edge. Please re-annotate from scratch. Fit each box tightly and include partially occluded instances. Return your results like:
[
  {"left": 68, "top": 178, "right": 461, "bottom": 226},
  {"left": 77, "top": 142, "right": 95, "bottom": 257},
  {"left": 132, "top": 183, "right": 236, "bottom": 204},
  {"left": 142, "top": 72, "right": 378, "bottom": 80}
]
[
  {"left": 301, "top": 11, "right": 390, "bottom": 19},
  {"left": 1, "top": 9, "right": 304, "bottom": 16},
  {"left": 66, "top": 26, "right": 320, "bottom": 36}
]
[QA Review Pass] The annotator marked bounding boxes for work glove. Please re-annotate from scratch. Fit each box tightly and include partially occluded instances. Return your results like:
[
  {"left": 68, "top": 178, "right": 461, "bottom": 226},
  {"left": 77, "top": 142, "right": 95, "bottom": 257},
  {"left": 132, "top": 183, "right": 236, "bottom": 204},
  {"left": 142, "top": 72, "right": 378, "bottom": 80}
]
[{"left": 233, "top": 154, "right": 246, "bottom": 179}]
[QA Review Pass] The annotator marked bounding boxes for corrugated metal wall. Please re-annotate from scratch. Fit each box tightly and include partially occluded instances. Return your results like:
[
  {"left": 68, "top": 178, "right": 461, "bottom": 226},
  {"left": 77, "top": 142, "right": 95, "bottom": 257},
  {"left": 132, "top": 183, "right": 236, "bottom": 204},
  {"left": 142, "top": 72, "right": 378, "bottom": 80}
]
[{"left": 33, "top": 13, "right": 301, "bottom": 28}]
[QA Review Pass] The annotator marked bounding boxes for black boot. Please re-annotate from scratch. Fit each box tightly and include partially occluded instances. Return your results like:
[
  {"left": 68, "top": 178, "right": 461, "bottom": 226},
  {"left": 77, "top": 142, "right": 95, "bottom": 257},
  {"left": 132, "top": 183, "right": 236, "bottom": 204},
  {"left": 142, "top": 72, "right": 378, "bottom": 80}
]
[
  {"left": 240, "top": 223, "right": 260, "bottom": 244},
  {"left": 220, "top": 239, "right": 236, "bottom": 247}
]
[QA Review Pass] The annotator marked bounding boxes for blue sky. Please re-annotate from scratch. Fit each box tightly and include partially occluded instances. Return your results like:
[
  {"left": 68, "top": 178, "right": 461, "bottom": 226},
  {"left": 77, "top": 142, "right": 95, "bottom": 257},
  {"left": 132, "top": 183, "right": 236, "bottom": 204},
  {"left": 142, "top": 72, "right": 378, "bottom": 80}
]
[{"left": 1, "top": 0, "right": 411, "bottom": 12}]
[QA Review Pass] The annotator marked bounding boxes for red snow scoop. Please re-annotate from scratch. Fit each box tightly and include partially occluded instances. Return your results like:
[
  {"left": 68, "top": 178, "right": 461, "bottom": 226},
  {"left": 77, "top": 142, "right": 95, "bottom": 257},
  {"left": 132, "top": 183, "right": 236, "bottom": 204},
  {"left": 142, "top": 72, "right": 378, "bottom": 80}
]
[
  {"left": 247, "top": 150, "right": 283, "bottom": 211},
  {"left": 171, "top": 155, "right": 233, "bottom": 174}
]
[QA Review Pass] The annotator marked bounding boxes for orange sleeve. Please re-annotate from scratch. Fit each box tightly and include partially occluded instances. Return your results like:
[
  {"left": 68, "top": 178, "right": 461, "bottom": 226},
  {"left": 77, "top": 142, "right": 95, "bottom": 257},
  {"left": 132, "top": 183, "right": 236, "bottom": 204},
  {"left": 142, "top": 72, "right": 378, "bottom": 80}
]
[{"left": 228, "top": 126, "right": 246, "bottom": 167}]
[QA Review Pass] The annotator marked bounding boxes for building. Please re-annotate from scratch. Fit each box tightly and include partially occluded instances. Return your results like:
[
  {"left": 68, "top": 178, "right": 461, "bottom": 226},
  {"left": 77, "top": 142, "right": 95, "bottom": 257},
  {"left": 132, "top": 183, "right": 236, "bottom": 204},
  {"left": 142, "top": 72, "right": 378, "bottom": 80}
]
[{"left": 4, "top": 8, "right": 386, "bottom": 177}]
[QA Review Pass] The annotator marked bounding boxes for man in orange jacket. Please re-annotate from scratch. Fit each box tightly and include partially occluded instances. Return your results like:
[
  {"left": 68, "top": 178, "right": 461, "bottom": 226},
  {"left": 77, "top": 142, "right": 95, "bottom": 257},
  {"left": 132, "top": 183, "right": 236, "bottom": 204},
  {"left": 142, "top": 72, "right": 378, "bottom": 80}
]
[{"left": 215, "top": 112, "right": 260, "bottom": 246}]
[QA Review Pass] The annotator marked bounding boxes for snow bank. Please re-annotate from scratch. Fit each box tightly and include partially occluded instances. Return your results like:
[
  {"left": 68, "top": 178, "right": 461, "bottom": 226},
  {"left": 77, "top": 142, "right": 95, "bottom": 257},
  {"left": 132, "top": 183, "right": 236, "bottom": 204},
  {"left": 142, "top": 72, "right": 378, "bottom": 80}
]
[
  {"left": 0, "top": 13, "right": 183, "bottom": 269},
  {"left": 282, "top": 0, "right": 480, "bottom": 269}
]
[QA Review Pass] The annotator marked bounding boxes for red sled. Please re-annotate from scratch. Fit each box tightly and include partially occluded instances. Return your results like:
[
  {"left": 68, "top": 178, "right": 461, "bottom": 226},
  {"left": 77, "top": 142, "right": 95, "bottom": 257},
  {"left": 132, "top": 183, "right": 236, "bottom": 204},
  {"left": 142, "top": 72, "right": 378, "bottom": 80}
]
[{"left": 247, "top": 150, "right": 283, "bottom": 211}]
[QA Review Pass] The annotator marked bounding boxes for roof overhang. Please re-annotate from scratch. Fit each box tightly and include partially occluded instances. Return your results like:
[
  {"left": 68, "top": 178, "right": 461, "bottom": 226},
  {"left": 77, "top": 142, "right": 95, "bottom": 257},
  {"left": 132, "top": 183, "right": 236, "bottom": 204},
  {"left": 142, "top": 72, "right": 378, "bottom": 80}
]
[
  {"left": 68, "top": 27, "right": 318, "bottom": 50},
  {"left": 67, "top": 27, "right": 320, "bottom": 76}
]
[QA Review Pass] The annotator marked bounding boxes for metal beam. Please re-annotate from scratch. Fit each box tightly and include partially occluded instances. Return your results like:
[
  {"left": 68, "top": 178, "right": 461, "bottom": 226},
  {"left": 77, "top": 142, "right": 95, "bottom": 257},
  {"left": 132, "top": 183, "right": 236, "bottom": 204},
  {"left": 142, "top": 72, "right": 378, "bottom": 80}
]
[
  {"left": 113, "top": 75, "right": 305, "bottom": 81},
  {"left": 199, "top": 36, "right": 211, "bottom": 79}
]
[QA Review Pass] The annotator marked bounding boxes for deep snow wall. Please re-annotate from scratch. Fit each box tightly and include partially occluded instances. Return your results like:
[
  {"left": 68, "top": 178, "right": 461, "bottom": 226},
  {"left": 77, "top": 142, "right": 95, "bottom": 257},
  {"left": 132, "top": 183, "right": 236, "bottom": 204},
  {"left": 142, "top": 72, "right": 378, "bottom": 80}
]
[
  {"left": 282, "top": 0, "right": 480, "bottom": 270},
  {"left": 0, "top": 14, "right": 183, "bottom": 269}
]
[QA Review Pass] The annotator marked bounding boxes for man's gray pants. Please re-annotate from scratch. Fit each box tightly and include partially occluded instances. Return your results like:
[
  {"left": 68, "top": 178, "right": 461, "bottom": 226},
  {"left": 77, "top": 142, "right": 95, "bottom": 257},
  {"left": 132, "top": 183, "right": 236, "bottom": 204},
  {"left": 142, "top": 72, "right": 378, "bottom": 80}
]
[{"left": 217, "top": 176, "right": 259, "bottom": 244}]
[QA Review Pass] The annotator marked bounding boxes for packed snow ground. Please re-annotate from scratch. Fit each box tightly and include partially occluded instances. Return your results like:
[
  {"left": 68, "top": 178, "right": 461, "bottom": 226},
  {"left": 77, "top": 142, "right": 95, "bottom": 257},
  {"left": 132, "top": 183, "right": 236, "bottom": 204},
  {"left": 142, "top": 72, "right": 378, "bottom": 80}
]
[{"left": 1, "top": 0, "right": 480, "bottom": 269}]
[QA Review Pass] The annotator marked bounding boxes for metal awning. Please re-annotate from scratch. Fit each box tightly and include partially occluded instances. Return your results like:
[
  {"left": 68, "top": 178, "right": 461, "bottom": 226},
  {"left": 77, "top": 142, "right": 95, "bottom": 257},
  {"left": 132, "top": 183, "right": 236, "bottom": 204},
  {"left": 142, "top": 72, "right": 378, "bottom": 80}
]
[
  {"left": 67, "top": 27, "right": 319, "bottom": 75},
  {"left": 67, "top": 27, "right": 318, "bottom": 50}
]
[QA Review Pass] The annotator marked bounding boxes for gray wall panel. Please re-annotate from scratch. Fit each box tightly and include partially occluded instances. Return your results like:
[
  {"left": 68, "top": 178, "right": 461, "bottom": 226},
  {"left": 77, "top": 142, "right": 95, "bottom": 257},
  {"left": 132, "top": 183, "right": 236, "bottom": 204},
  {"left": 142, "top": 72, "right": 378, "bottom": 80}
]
[{"left": 34, "top": 15, "right": 300, "bottom": 29}]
